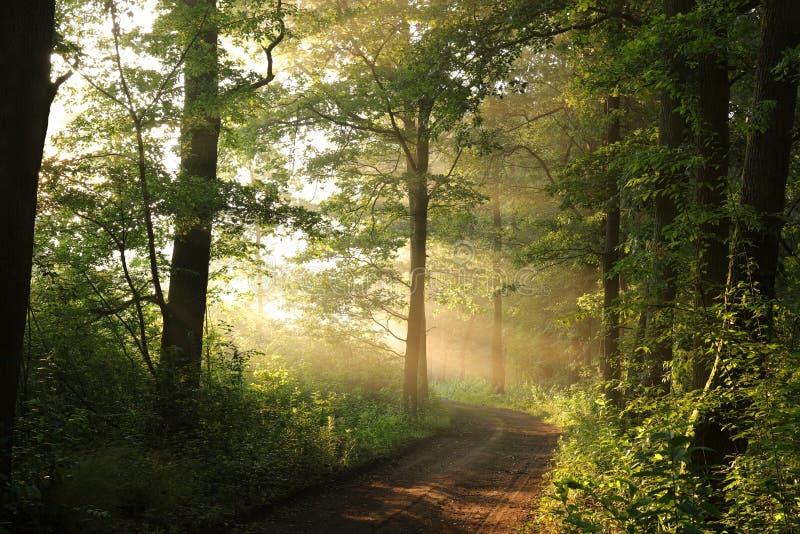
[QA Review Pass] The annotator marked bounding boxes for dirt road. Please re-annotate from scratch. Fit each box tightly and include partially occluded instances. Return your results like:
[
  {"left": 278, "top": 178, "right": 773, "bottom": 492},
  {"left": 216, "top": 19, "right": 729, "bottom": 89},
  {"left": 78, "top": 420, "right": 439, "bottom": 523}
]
[{"left": 234, "top": 401, "right": 560, "bottom": 533}]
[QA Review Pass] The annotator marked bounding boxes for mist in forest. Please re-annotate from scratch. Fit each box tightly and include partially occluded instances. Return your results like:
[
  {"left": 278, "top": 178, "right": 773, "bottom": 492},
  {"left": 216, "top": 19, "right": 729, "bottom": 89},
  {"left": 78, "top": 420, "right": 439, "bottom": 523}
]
[{"left": 4, "top": 0, "right": 800, "bottom": 532}]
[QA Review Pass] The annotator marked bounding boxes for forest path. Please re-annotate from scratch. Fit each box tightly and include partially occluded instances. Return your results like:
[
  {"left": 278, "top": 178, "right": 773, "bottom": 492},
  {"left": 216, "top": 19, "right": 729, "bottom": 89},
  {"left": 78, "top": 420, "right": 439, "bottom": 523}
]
[{"left": 234, "top": 401, "right": 560, "bottom": 533}]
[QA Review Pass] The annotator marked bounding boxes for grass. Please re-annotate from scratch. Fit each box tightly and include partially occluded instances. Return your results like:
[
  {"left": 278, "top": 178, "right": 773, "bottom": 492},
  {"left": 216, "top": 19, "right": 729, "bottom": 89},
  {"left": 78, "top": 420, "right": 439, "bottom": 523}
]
[
  {"left": 10, "top": 362, "right": 450, "bottom": 533},
  {"left": 431, "top": 377, "right": 567, "bottom": 422}
]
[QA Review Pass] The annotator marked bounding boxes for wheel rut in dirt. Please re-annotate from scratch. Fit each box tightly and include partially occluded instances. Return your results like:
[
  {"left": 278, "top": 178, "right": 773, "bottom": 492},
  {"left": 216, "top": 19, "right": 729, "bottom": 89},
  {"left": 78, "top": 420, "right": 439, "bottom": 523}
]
[{"left": 235, "top": 401, "right": 560, "bottom": 533}]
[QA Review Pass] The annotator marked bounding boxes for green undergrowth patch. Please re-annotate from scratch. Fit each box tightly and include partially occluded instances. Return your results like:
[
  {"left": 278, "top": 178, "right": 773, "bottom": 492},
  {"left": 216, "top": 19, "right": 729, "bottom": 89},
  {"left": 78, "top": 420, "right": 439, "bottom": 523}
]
[
  {"left": 7, "top": 359, "right": 449, "bottom": 533},
  {"left": 435, "top": 376, "right": 799, "bottom": 532},
  {"left": 521, "top": 378, "right": 800, "bottom": 533},
  {"left": 432, "top": 378, "right": 569, "bottom": 422}
]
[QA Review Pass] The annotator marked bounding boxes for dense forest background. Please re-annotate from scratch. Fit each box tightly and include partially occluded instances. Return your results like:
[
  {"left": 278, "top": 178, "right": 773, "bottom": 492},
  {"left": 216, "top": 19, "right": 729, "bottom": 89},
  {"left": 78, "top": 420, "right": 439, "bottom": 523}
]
[{"left": 2, "top": 0, "right": 800, "bottom": 532}]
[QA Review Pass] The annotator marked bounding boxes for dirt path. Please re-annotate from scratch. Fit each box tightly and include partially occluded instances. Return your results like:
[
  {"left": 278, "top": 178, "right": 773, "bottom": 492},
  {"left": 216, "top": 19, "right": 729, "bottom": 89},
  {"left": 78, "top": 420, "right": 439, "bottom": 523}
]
[{"left": 234, "top": 401, "right": 560, "bottom": 533}]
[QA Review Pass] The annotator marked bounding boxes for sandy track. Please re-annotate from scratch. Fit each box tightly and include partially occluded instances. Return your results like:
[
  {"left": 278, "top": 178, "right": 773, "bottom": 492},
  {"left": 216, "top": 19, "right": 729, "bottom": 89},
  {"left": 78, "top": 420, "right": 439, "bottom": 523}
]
[{"left": 234, "top": 401, "right": 560, "bottom": 534}]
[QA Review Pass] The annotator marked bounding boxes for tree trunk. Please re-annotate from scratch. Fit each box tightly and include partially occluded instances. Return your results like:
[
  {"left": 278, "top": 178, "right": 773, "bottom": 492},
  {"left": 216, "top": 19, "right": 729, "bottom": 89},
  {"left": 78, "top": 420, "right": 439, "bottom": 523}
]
[
  {"left": 602, "top": 95, "right": 622, "bottom": 403},
  {"left": 689, "top": 8, "right": 733, "bottom": 499},
  {"left": 0, "top": 1, "right": 56, "bottom": 485},
  {"left": 459, "top": 318, "right": 472, "bottom": 382},
  {"left": 692, "top": 2, "right": 800, "bottom": 518},
  {"left": 402, "top": 111, "right": 430, "bottom": 415},
  {"left": 737, "top": 0, "right": 800, "bottom": 305},
  {"left": 491, "top": 182, "right": 505, "bottom": 394},
  {"left": 419, "top": 305, "right": 429, "bottom": 401},
  {"left": 491, "top": 292, "right": 504, "bottom": 393},
  {"left": 403, "top": 175, "right": 428, "bottom": 414},
  {"left": 159, "top": 0, "right": 220, "bottom": 430},
  {"left": 692, "top": 19, "right": 730, "bottom": 390},
  {"left": 460, "top": 350, "right": 466, "bottom": 381},
  {"left": 647, "top": 0, "right": 694, "bottom": 392},
  {"left": 441, "top": 343, "right": 448, "bottom": 381}
]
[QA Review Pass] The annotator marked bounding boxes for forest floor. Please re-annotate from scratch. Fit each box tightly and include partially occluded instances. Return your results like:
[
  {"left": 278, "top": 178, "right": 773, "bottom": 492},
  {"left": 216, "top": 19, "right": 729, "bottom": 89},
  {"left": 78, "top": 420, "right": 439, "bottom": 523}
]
[{"left": 231, "top": 401, "right": 560, "bottom": 533}]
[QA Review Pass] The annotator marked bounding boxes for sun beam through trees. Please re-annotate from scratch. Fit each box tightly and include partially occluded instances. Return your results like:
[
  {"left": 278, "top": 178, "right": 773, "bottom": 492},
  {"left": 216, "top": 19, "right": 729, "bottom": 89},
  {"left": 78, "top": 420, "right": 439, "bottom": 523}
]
[{"left": 2, "top": 0, "right": 800, "bottom": 532}]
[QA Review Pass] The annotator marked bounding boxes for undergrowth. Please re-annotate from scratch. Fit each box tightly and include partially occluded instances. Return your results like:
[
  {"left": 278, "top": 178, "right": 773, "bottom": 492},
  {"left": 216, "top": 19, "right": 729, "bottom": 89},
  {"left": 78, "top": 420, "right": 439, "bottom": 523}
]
[
  {"left": 432, "top": 378, "right": 562, "bottom": 418},
  {"left": 3, "top": 344, "right": 449, "bottom": 533},
  {"left": 434, "top": 373, "right": 800, "bottom": 533}
]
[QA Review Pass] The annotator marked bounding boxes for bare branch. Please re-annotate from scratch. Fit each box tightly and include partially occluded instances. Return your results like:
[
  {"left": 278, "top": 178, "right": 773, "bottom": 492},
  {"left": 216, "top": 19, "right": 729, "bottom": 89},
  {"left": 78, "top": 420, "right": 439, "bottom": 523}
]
[
  {"left": 505, "top": 106, "right": 565, "bottom": 133},
  {"left": 82, "top": 272, "right": 156, "bottom": 377},
  {"left": 344, "top": 331, "right": 404, "bottom": 358},
  {"left": 305, "top": 103, "right": 398, "bottom": 137},
  {"left": 250, "top": 0, "right": 286, "bottom": 90},
  {"left": 367, "top": 311, "right": 407, "bottom": 343},
  {"left": 49, "top": 70, "right": 73, "bottom": 103}
]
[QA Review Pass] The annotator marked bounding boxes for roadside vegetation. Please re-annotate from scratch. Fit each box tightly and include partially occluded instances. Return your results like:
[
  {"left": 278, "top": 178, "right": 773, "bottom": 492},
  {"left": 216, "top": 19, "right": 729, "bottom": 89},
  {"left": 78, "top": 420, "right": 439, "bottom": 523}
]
[
  {"left": 8, "top": 330, "right": 448, "bottom": 532},
  {"left": 437, "top": 370, "right": 800, "bottom": 533}
]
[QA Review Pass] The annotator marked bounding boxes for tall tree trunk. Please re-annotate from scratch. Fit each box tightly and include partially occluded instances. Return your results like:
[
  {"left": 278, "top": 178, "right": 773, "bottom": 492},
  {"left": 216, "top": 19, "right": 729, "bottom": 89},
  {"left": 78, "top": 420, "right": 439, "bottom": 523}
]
[
  {"left": 491, "top": 292, "right": 504, "bottom": 393},
  {"left": 737, "top": 0, "right": 800, "bottom": 306},
  {"left": 402, "top": 110, "right": 430, "bottom": 415},
  {"left": 0, "top": 1, "right": 56, "bottom": 485},
  {"left": 491, "top": 181, "right": 505, "bottom": 394},
  {"left": 647, "top": 0, "right": 694, "bottom": 392},
  {"left": 419, "top": 306, "right": 429, "bottom": 401},
  {"left": 460, "top": 349, "right": 466, "bottom": 380},
  {"left": 692, "top": 19, "right": 730, "bottom": 390},
  {"left": 159, "top": 0, "right": 220, "bottom": 430},
  {"left": 460, "top": 319, "right": 471, "bottom": 382},
  {"left": 403, "top": 175, "right": 428, "bottom": 414},
  {"left": 602, "top": 95, "right": 622, "bottom": 403},
  {"left": 689, "top": 7, "right": 733, "bottom": 501},
  {"left": 692, "top": 2, "right": 800, "bottom": 519},
  {"left": 441, "top": 338, "right": 448, "bottom": 380}
]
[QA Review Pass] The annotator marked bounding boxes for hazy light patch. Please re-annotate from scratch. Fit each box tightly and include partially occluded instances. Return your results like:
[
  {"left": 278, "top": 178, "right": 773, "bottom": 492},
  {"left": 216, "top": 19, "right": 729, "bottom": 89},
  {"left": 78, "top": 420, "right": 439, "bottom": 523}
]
[
  {"left": 43, "top": 0, "right": 394, "bottom": 349},
  {"left": 46, "top": 0, "right": 175, "bottom": 159},
  {"left": 118, "top": 0, "right": 159, "bottom": 33},
  {"left": 45, "top": 76, "right": 88, "bottom": 157},
  {"left": 297, "top": 178, "right": 337, "bottom": 203}
]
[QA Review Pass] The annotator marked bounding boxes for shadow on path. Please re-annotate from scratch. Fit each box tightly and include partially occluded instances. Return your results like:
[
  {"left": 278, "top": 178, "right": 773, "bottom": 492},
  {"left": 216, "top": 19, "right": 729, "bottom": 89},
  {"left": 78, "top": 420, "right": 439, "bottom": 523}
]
[{"left": 233, "top": 401, "right": 560, "bottom": 534}]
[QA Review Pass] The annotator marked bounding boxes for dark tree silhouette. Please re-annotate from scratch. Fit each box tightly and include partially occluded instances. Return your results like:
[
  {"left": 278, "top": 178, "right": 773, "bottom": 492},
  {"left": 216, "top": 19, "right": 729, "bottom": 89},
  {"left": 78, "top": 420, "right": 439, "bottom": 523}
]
[{"left": 0, "top": 1, "right": 60, "bottom": 483}]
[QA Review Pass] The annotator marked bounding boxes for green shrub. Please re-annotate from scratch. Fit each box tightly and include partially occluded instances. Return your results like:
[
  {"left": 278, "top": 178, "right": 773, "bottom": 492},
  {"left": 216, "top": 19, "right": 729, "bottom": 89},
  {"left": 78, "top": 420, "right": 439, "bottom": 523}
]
[
  {"left": 7, "top": 334, "right": 449, "bottom": 532},
  {"left": 526, "top": 379, "right": 800, "bottom": 533}
]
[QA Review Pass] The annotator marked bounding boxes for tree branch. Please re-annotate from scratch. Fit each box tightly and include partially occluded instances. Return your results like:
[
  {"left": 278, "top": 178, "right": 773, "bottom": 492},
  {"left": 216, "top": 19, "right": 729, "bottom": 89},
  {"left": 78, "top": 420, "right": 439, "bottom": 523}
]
[
  {"left": 249, "top": 0, "right": 286, "bottom": 90},
  {"left": 49, "top": 70, "right": 73, "bottom": 103}
]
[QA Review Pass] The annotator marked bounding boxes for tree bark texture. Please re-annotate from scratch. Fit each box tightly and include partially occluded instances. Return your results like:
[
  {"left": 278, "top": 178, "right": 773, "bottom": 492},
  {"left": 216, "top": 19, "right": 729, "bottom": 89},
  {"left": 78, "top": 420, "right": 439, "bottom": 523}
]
[
  {"left": 402, "top": 109, "right": 430, "bottom": 415},
  {"left": 692, "top": 1, "right": 800, "bottom": 513},
  {"left": 737, "top": 0, "right": 800, "bottom": 304},
  {"left": 692, "top": 18, "right": 730, "bottom": 390},
  {"left": 647, "top": 0, "right": 694, "bottom": 392},
  {"left": 0, "top": 1, "right": 56, "bottom": 484},
  {"left": 403, "top": 174, "right": 428, "bottom": 414},
  {"left": 419, "top": 306, "right": 429, "bottom": 401},
  {"left": 159, "top": 0, "right": 220, "bottom": 429},
  {"left": 602, "top": 95, "right": 622, "bottom": 403}
]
